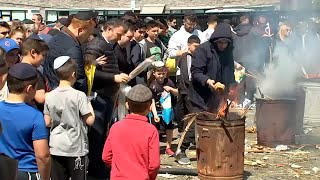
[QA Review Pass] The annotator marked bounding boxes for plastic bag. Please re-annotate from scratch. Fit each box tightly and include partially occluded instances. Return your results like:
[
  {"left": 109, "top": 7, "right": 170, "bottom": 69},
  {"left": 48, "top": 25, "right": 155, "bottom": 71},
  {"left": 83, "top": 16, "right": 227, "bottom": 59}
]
[{"left": 84, "top": 63, "right": 96, "bottom": 96}]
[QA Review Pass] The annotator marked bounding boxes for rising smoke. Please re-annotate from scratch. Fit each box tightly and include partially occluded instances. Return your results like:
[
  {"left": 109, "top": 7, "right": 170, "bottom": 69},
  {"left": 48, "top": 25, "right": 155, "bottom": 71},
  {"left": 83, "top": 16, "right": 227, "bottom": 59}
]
[{"left": 258, "top": 21, "right": 320, "bottom": 99}]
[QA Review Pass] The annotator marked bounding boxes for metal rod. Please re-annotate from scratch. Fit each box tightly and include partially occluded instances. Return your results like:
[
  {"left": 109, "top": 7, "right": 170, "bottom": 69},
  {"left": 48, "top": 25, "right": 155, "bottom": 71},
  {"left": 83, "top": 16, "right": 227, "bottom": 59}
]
[
  {"left": 245, "top": 73, "right": 260, "bottom": 81},
  {"left": 301, "top": 66, "right": 309, "bottom": 78}
]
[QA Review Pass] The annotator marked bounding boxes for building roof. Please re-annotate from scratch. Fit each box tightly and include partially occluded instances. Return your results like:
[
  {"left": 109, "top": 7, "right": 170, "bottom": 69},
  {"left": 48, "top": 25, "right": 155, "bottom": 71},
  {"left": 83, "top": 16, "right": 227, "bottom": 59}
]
[{"left": 0, "top": 0, "right": 280, "bottom": 10}]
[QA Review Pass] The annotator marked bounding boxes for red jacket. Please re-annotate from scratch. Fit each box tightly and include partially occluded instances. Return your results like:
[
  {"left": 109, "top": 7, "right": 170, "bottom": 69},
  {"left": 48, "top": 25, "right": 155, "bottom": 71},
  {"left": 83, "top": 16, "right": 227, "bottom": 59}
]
[{"left": 102, "top": 114, "right": 160, "bottom": 180}]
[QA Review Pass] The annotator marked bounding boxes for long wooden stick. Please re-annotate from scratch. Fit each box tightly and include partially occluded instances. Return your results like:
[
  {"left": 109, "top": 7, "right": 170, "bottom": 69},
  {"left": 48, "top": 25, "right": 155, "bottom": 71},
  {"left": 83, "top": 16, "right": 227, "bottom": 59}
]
[{"left": 176, "top": 114, "right": 198, "bottom": 153}]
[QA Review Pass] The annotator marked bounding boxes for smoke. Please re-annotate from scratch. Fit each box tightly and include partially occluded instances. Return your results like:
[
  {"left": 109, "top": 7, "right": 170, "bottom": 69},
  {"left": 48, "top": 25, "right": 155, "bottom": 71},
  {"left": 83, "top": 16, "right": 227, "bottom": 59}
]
[{"left": 258, "top": 21, "right": 320, "bottom": 99}]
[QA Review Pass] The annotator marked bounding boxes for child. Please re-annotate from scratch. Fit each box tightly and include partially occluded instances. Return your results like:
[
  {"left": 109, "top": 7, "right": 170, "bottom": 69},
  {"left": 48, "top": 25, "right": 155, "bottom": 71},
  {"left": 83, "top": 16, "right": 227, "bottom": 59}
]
[
  {"left": 175, "top": 35, "right": 200, "bottom": 165},
  {"left": 0, "top": 38, "right": 20, "bottom": 68},
  {"left": 0, "top": 56, "right": 8, "bottom": 101},
  {"left": 175, "top": 35, "right": 200, "bottom": 132},
  {"left": 44, "top": 56, "right": 95, "bottom": 180},
  {"left": 149, "top": 61, "right": 178, "bottom": 157},
  {"left": 158, "top": 19, "right": 170, "bottom": 47},
  {"left": 0, "top": 63, "right": 51, "bottom": 180},
  {"left": 21, "top": 34, "right": 49, "bottom": 111},
  {"left": 9, "top": 26, "right": 26, "bottom": 46},
  {"left": 141, "top": 20, "right": 168, "bottom": 62},
  {"left": 102, "top": 84, "right": 160, "bottom": 180}
]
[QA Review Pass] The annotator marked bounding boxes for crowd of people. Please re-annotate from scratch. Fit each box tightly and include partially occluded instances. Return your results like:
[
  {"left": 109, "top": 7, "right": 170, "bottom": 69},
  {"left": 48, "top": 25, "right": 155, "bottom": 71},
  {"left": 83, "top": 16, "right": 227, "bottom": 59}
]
[{"left": 0, "top": 8, "right": 319, "bottom": 180}]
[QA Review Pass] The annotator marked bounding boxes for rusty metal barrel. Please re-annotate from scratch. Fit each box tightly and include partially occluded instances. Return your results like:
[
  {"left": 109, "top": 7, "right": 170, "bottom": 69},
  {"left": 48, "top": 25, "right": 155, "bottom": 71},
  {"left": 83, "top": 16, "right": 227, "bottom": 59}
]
[
  {"left": 196, "top": 112, "right": 245, "bottom": 180},
  {"left": 256, "top": 98, "right": 296, "bottom": 147}
]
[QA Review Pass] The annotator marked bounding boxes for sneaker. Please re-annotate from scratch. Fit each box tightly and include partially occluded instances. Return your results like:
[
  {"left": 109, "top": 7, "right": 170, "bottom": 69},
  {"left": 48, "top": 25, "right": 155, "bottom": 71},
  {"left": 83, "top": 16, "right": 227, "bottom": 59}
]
[
  {"left": 165, "top": 148, "right": 175, "bottom": 157},
  {"left": 176, "top": 152, "right": 191, "bottom": 165}
]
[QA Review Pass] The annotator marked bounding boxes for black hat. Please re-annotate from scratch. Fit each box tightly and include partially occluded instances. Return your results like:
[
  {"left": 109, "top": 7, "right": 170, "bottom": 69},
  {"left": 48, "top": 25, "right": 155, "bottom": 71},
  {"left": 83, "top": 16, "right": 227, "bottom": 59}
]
[
  {"left": 27, "top": 33, "right": 44, "bottom": 41},
  {"left": 74, "top": 10, "right": 98, "bottom": 21},
  {"left": 22, "top": 19, "right": 35, "bottom": 24},
  {"left": 126, "top": 84, "right": 152, "bottom": 103},
  {"left": 9, "top": 63, "right": 37, "bottom": 80},
  {"left": 57, "top": 18, "right": 70, "bottom": 26}
]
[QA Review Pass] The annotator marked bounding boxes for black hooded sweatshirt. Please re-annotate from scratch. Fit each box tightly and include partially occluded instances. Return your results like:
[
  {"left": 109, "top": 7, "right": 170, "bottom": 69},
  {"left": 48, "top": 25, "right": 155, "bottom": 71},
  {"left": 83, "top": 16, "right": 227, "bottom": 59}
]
[
  {"left": 190, "top": 23, "right": 235, "bottom": 111},
  {"left": 233, "top": 23, "right": 255, "bottom": 63}
]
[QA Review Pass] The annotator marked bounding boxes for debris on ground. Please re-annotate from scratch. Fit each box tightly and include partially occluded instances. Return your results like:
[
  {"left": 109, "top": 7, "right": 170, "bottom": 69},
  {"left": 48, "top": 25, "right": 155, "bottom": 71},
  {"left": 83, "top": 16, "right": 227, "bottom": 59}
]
[
  {"left": 275, "top": 145, "right": 289, "bottom": 151},
  {"left": 312, "top": 167, "right": 320, "bottom": 174},
  {"left": 290, "top": 164, "right": 303, "bottom": 169},
  {"left": 158, "top": 173, "right": 178, "bottom": 179}
]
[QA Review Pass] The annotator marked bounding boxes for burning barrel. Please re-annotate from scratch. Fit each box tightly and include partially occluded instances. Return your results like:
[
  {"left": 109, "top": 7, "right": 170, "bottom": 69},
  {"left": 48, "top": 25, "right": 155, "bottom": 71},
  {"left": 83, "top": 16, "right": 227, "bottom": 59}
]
[
  {"left": 256, "top": 98, "right": 296, "bottom": 147},
  {"left": 196, "top": 111, "right": 245, "bottom": 180}
]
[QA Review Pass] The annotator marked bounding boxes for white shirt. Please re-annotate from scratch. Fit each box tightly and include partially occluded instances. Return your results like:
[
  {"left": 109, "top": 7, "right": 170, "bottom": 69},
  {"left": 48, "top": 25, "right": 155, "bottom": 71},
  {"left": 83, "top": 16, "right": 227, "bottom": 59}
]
[
  {"left": 168, "top": 26, "right": 206, "bottom": 58},
  {"left": 202, "top": 28, "right": 215, "bottom": 42},
  {"left": 0, "top": 82, "right": 8, "bottom": 102}
]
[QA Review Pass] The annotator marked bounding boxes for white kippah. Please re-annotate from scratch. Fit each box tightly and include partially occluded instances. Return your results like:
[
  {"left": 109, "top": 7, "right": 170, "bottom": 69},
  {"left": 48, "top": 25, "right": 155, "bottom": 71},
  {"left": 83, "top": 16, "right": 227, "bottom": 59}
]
[
  {"left": 152, "top": 61, "right": 165, "bottom": 68},
  {"left": 54, "top": 56, "right": 71, "bottom": 69}
]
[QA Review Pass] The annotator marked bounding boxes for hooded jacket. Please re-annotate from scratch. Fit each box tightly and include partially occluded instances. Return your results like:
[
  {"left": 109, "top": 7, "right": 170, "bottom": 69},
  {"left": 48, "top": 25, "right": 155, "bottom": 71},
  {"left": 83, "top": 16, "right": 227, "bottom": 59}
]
[
  {"left": 190, "top": 23, "right": 235, "bottom": 110},
  {"left": 233, "top": 23, "right": 254, "bottom": 63}
]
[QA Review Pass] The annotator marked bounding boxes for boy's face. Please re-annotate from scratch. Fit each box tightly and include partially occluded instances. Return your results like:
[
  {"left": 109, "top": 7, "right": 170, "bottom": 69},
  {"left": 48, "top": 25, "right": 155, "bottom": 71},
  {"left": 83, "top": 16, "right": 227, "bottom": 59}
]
[
  {"left": 168, "top": 19, "right": 177, "bottom": 29},
  {"left": 188, "top": 42, "right": 200, "bottom": 54},
  {"left": 11, "top": 32, "right": 24, "bottom": 46},
  {"left": 0, "top": 26, "right": 10, "bottom": 39},
  {"left": 159, "top": 28, "right": 168, "bottom": 36},
  {"left": 31, "top": 50, "right": 47, "bottom": 68},
  {"left": 153, "top": 70, "right": 166, "bottom": 83},
  {"left": 146, "top": 27, "right": 159, "bottom": 40},
  {"left": 6, "top": 49, "right": 20, "bottom": 68},
  {"left": 134, "top": 28, "right": 146, "bottom": 42}
]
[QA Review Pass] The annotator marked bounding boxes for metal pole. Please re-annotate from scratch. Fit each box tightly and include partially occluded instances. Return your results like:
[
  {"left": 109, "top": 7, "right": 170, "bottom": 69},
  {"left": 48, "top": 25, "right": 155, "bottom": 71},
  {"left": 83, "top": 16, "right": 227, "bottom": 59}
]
[{"left": 130, "top": 0, "right": 135, "bottom": 12}]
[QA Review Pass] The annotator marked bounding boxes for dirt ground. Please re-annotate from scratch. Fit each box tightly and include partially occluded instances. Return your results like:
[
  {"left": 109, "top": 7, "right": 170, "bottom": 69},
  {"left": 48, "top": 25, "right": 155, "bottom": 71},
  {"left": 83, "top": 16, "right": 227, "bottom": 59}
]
[{"left": 158, "top": 110, "right": 320, "bottom": 180}]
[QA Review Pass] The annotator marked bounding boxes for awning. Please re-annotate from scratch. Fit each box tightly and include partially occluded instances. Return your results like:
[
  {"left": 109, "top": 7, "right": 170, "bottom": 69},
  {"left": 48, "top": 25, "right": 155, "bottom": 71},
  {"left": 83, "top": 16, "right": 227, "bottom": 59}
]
[{"left": 140, "top": 4, "right": 165, "bottom": 14}]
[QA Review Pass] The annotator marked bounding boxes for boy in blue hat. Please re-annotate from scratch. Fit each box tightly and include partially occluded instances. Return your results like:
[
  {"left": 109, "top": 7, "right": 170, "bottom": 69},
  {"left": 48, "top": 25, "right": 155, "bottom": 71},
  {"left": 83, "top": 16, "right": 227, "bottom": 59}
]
[
  {"left": 0, "top": 38, "right": 20, "bottom": 68},
  {"left": 0, "top": 63, "right": 51, "bottom": 180}
]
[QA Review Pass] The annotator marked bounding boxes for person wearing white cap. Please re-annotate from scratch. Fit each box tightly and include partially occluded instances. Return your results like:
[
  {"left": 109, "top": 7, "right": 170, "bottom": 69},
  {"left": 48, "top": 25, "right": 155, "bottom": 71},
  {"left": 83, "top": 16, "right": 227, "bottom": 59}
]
[{"left": 44, "top": 56, "right": 95, "bottom": 180}]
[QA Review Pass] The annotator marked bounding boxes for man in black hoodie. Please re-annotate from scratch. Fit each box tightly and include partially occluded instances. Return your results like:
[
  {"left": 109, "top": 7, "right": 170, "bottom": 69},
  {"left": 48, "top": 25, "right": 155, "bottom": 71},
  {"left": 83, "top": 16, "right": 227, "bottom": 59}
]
[
  {"left": 84, "top": 18, "right": 128, "bottom": 179},
  {"left": 233, "top": 15, "right": 256, "bottom": 106},
  {"left": 176, "top": 23, "right": 236, "bottom": 165}
]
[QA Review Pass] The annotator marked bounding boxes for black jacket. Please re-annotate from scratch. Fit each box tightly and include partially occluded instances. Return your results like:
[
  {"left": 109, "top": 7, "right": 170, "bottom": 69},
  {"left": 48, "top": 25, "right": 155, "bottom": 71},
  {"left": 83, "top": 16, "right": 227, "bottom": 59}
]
[
  {"left": 176, "top": 53, "right": 192, "bottom": 95},
  {"left": 190, "top": 23, "right": 235, "bottom": 110},
  {"left": 43, "top": 29, "right": 87, "bottom": 93},
  {"left": 233, "top": 23, "right": 254, "bottom": 63},
  {"left": 85, "top": 34, "right": 120, "bottom": 98},
  {"left": 126, "top": 40, "right": 147, "bottom": 85}
]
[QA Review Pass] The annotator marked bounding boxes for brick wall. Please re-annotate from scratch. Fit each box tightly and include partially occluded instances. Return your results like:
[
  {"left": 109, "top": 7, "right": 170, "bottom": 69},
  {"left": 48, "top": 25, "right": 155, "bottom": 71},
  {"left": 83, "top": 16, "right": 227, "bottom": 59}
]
[{"left": 0, "top": 0, "right": 280, "bottom": 9}]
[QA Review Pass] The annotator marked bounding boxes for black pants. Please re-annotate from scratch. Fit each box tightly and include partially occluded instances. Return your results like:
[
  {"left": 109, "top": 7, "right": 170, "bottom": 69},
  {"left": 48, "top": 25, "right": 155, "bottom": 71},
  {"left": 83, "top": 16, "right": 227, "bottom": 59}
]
[
  {"left": 88, "top": 96, "right": 114, "bottom": 178},
  {"left": 178, "top": 95, "right": 199, "bottom": 152},
  {"left": 51, "top": 155, "right": 87, "bottom": 180},
  {"left": 17, "top": 172, "right": 41, "bottom": 180},
  {"left": 175, "top": 94, "right": 193, "bottom": 132}
]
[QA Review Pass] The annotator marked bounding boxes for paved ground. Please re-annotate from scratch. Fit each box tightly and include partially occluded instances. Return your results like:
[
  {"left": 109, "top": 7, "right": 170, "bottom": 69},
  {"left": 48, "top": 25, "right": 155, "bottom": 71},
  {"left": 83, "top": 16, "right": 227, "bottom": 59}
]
[{"left": 158, "top": 110, "right": 320, "bottom": 180}]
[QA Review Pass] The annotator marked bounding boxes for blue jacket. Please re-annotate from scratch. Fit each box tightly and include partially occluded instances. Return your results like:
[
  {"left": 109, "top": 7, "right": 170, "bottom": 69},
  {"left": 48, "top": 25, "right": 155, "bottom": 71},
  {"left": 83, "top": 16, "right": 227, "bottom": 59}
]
[{"left": 43, "top": 28, "right": 87, "bottom": 93}]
